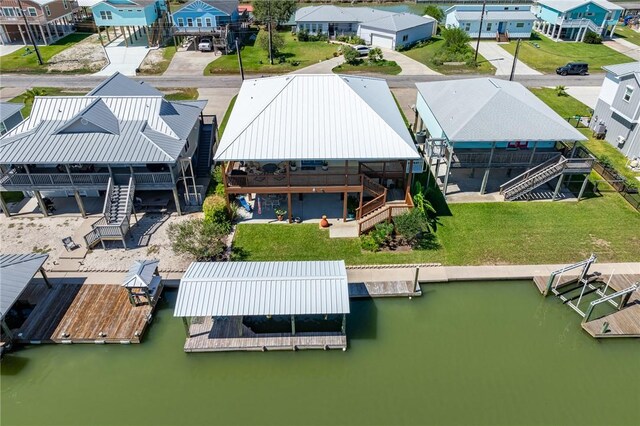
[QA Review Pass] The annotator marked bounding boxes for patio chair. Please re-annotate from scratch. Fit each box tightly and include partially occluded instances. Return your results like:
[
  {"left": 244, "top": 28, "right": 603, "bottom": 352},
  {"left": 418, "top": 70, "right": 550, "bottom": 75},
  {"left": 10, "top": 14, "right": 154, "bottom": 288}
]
[{"left": 62, "top": 237, "right": 79, "bottom": 251}]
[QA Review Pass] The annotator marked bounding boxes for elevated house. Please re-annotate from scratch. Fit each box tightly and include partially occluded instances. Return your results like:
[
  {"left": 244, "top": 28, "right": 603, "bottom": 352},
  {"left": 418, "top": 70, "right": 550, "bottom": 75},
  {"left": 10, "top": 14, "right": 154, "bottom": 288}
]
[
  {"left": 91, "top": 0, "right": 169, "bottom": 47},
  {"left": 0, "top": 72, "right": 214, "bottom": 248},
  {"left": 533, "top": 0, "right": 623, "bottom": 41},
  {"left": 171, "top": 0, "right": 239, "bottom": 52},
  {"left": 214, "top": 74, "right": 421, "bottom": 234},
  {"left": 592, "top": 62, "right": 640, "bottom": 160},
  {"left": 0, "top": 0, "right": 79, "bottom": 45},
  {"left": 294, "top": 5, "right": 436, "bottom": 49},
  {"left": 415, "top": 78, "right": 595, "bottom": 201},
  {"left": 0, "top": 102, "right": 24, "bottom": 136},
  {"left": 444, "top": 4, "right": 536, "bottom": 42}
]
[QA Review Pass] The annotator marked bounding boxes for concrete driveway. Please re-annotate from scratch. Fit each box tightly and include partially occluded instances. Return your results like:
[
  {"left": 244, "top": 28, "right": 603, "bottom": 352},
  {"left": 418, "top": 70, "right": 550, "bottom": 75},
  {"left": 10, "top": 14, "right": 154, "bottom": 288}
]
[
  {"left": 164, "top": 50, "right": 220, "bottom": 76},
  {"left": 604, "top": 38, "right": 640, "bottom": 61},
  {"left": 198, "top": 87, "right": 239, "bottom": 123},
  {"left": 382, "top": 48, "right": 441, "bottom": 75},
  {"left": 0, "top": 44, "right": 25, "bottom": 56},
  {"left": 94, "top": 33, "right": 150, "bottom": 76},
  {"left": 474, "top": 42, "right": 542, "bottom": 76},
  {"left": 564, "top": 86, "right": 601, "bottom": 109},
  {"left": 291, "top": 56, "right": 345, "bottom": 74}
]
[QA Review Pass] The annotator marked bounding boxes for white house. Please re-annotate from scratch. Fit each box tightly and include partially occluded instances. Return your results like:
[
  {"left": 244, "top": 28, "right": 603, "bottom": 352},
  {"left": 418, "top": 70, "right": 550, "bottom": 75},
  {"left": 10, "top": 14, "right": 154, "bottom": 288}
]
[
  {"left": 445, "top": 4, "right": 536, "bottom": 41},
  {"left": 294, "top": 6, "right": 436, "bottom": 49}
]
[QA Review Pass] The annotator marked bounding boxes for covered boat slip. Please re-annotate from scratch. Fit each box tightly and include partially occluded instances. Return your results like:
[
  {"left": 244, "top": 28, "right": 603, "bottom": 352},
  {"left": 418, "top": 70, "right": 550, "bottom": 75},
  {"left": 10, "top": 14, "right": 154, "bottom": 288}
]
[{"left": 175, "top": 261, "right": 351, "bottom": 352}]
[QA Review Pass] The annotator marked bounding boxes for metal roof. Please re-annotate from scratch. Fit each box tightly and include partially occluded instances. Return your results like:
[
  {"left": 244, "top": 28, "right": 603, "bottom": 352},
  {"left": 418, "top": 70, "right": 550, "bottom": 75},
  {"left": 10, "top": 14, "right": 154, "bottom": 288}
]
[
  {"left": 359, "top": 12, "right": 435, "bottom": 32},
  {"left": 0, "top": 254, "right": 48, "bottom": 319},
  {"left": 215, "top": 74, "right": 420, "bottom": 162},
  {"left": 295, "top": 6, "right": 434, "bottom": 32},
  {"left": 602, "top": 61, "right": 640, "bottom": 77},
  {"left": 174, "top": 261, "right": 350, "bottom": 317},
  {"left": 454, "top": 10, "right": 536, "bottom": 21},
  {"left": 537, "top": 0, "right": 623, "bottom": 12},
  {"left": 0, "top": 74, "right": 206, "bottom": 166},
  {"left": 175, "top": 0, "right": 239, "bottom": 16},
  {"left": 88, "top": 72, "right": 163, "bottom": 97},
  {"left": 0, "top": 103, "right": 23, "bottom": 122},
  {"left": 122, "top": 259, "right": 159, "bottom": 288},
  {"left": 416, "top": 78, "right": 588, "bottom": 143}
]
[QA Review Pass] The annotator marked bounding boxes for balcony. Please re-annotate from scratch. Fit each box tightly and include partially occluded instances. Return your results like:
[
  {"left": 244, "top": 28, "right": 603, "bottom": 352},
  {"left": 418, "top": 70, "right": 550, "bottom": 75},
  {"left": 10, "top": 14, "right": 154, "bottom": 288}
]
[
  {"left": 446, "top": 148, "right": 562, "bottom": 169},
  {"left": 0, "top": 14, "right": 49, "bottom": 25}
]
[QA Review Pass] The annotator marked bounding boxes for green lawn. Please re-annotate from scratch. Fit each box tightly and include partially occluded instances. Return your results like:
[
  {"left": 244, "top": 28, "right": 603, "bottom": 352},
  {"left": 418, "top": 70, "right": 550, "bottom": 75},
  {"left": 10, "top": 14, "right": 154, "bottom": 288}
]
[
  {"left": 531, "top": 87, "right": 640, "bottom": 180},
  {"left": 0, "top": 34, "right": 91, "bottom": 73},
  {"left": 402, "top": 37, "right": 496, "bottom": 75},
  {"left": 163, "top": 88, "right": 199, "bottom": 101},
  {"left": 138, "top": 46, "right": 177, "bottom": 75},
  {"left": 333, "top": 60, "right": 401, "bottom": 75},
  {"left": 218, "top": 95, "right": 237, "bottom": 139},
  {"left": 501, "top": 33, "right": 634, "bottom": 73},
  {"left": 233, "top": 190, "right": 640, "bottom": 265},
  {"left": 614, "top": 25, "right": 640, "bottom": 46},
  {"left": 206, "top": 30, "right": 339, "bottom": 75}
]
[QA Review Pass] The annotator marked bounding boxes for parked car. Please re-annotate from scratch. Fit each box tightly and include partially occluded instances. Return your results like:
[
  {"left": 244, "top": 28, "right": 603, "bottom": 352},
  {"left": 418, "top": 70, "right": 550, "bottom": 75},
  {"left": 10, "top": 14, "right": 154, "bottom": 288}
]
[
  {"left": 354, "top": 45, "right": 370, "bottom": 56},
  {"left": 198, "top": 38, "right": 213, "bottom": 52},
  {"left": 556, "top": 62, "right": 588, "bottom": 76}
]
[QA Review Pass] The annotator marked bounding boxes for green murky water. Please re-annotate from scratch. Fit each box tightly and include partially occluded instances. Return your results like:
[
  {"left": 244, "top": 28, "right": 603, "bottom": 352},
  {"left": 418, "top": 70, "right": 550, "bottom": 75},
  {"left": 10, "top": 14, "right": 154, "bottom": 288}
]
[{"left": 1, "top": 281, "right": 637, "bottom": 426}]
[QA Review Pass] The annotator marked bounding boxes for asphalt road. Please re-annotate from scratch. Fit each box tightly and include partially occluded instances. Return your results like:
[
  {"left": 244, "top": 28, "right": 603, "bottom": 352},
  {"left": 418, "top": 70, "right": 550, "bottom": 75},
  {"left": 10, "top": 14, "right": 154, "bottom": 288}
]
[{"left": 0, "top": 72, "right": 605, "bottom": 90}]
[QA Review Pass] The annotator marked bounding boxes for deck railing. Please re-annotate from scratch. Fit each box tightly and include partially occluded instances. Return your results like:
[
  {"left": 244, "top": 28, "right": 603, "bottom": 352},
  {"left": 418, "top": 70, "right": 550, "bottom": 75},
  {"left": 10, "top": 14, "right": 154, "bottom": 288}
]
[
  {"left": 226, "top": 171, "right": 363, "bottom": 189},
  {"left": 0, "top": 171, "right": 174, "bottom": 190},
  {"left": 449, "top": 149, "right": 561, "bottom": 168}
]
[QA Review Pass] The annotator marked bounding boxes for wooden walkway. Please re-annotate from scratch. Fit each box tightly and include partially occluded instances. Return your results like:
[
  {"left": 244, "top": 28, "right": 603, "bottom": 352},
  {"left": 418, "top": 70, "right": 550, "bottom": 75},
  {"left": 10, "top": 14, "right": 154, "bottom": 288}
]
[
  {"left": 348, "top": 281, "right": 421, "bottom": 298},
  {"left": 15, "top": 282, "right": 162, "bottom": 344},
  {"left": 184, "top": 317, "right": 347, "bottom": 352},
  {"left": 532, "top": 272, "right": 640, "bottom": 339}
]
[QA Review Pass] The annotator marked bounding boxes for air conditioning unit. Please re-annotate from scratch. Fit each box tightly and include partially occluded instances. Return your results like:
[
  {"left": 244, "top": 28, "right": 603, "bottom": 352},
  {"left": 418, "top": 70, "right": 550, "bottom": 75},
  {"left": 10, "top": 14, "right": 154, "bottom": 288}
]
[{"left": 616, "top": 135, "right": 626, "bottom": 146}]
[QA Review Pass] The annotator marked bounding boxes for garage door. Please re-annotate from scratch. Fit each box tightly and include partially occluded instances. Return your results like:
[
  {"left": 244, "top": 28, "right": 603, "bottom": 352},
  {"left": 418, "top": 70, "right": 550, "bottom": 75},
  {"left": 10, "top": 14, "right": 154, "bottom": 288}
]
[{"left": 370, "top": 33, "right": 394, "bottom": 49}]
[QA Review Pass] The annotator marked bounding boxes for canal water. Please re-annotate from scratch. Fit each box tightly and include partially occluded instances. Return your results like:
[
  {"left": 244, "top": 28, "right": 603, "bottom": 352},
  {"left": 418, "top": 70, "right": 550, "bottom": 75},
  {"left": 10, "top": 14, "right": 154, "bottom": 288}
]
[{"left": 1, "top": 281, "right": 637, "bottom": 426}]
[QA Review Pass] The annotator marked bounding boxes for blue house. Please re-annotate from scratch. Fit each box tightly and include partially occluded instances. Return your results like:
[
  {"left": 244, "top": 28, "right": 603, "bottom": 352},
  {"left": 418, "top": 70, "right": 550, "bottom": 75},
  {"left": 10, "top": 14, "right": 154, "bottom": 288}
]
[
  {"left": 534, "top": 0, "right": 623, "bottom": 41},
  {"left": 172, "top": 0, "right": 239, "bottom": 31},
  {"left": 91, "top": 0, "right": 168, "bottom": 46},
  {"left": 445, "top": 4, "right": 536, "bottom": 41}
]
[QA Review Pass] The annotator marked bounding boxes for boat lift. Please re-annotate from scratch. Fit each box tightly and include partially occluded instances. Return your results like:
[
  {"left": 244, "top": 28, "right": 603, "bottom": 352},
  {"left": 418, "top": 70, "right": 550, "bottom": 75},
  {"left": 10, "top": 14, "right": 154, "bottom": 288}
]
[
  {"left": 543, "top": 253, "right": 597, "bottom": 296},
  {"left": 582, "top": 282, "right": 640, "bottom": 323}
]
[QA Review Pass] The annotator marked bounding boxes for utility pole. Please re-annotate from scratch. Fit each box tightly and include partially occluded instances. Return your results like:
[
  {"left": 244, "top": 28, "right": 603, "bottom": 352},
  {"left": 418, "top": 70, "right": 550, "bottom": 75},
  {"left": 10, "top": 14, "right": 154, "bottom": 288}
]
[
  {"left": 474, "top": 0, "right": 487, "bottom": 63},
  {"left": 267, "top": 0, "right": 273, "bottom": 65},
  {"left": 236, "top": 38, "right": 244, "bottom": 81},
  {"left": 509, "top": 38, "right": 521, "bottom": 81},
  {"left": 17, "top": 0, "right": 43, "bottom": 65}
]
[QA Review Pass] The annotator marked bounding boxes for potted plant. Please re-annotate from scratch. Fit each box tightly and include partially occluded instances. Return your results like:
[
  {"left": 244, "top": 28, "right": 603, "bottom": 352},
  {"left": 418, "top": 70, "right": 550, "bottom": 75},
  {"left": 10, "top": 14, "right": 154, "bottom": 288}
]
[
  {"left": 347, "top": 195, "right": 358, "bottom": 220},
  {"left": 275, "top": 208, "right": 287, "bottom": 221},
  {"left": 289, "top": 161, "right": 297, "bottom": 171},
  {"left": 321, "top": 161, "right": 329, "bottom": 171}
]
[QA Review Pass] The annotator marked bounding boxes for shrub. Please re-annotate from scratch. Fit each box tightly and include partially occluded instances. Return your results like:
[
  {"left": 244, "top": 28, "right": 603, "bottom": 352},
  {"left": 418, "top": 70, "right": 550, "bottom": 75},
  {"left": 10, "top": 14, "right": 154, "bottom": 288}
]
[
  {"left": 336, "top": 35, "right": 365, "bottom": 45},
  {"left": 555, "top": 85, "right": 568, "bottom": 97},
  {"left": 297, "top": 29, "right": 328, "bottom": 42},
  {"left": 368, "top": 47, "right": 384, "bottom": 62},
  {"left": 583, "top": 31, "right": 602, "bottom": 44},
  {"left": 167, "top": 218, "right": 228, "bottom": 261},
  {"left": 360, "top": 234, "right": 380, "bottom": 252},
  {"left": 202, "top": 194, "right": 231, "bottom": 230},
  {"left": 343, "top": 45, "right": 361, "bottom": 65},
  {"left": 441, "top": 27, "right": 471, "bottom": 52},
  {"left": 394, "top": 209, "right": 429, "bottom": 246}
]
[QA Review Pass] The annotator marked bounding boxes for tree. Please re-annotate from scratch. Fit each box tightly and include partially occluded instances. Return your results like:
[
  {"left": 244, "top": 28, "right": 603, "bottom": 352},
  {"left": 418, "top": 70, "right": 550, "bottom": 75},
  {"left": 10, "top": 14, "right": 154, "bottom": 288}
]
[
  {"left": 424, "top": 5, "right": 444, "bottom": 23},
  {"left": 257, "top": 29, "right": 284, "bottom": 57},
  {"left": 167, "top": 218, "right": 228, "bottom": 261},
  {"left": 253, "top": 0, "right": 296, "bottom": 25},
  {"left": 368, "top": 47, "right": 384, "bottom": 62},
  {"left": 22, "top": 88, "right": 47, "bottom": 105},
  {"left": 441, "top": 27, "right": 471, "bottom": 53},
  {"left": 343, "top": 45, "right": 361, "bottom": 65}
]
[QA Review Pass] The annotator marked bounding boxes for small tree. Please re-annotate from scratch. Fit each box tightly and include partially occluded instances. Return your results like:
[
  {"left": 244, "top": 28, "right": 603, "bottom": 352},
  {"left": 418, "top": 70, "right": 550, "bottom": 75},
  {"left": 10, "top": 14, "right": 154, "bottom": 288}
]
[
  {"left": 441, "top": 27, "right": 471, "bottom": 53},
  {"left": 368, "top": 47, "right": 384, "bottom": 62},
  {"left": 252, "top": 0, "right": 296, "bottom": 26},
  {"left": 394, "top": 209, "right": 429, "bottom": 246},
  {"left": 257, "top": 30, "right": 284, "bottom": 57},
  {"left": 167, "top": 218, "right": 227, "bottom": 261},
  {"left": 555, "top": 85, "right": 568, "bottom": 97},
  {"left": 424, "top": 5, "right": 444, "bottom": 23},
  {"left": 343, "top": 45, "right": 361, "bottom": 65}
]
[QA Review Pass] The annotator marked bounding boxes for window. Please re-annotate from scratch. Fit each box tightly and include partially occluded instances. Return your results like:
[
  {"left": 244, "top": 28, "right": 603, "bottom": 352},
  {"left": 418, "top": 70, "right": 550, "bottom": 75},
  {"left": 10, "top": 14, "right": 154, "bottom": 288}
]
[
  {"left": 402, "top": 34, "right": 408, "bottom": 42},
  {"left": 27, "top": 7, "right": 37, "bottom": 16},
  {"left": 2, "top": 7, "right": 14, "bottom": 17},
  {"left": 177, "top": 17, "right": 184, "bottom": 26},
  {"left": 0, "top": 121, "right": 7, "bottom": 136},
  {"left": 63, "top": 0, "right": 69, "bottom": 9},
  {"left": 205, "top": 17, "right": 212, "bottom": 27},
  {"left": 586, "top": 12, "right": 594, "bottom": 16},
  {"left": 100, "top": 10, "right": 113, "bottom": 20},
  {"left": 14, "top": 7, "right": 22, "bottom": 16},
  {"left": 464, "top": 22, "right": 471, "bottom": 32},
  {"left": 624, "top": 86, "right": 634, "bottom": 102},
  {"left": 44, "top": 5, "right": 51, "bottom": 16},
  {"left": 196, "top": 18, "right": 202, "bottom": 27},
  {"left": 187, "top": 18, "right": 193, "bottom": 27},
  {"left": 516, "top": 22, "right": 525, "bottom": 28},
  {"left": 486, "top": 22, "right": 493, "bottom": 31}
]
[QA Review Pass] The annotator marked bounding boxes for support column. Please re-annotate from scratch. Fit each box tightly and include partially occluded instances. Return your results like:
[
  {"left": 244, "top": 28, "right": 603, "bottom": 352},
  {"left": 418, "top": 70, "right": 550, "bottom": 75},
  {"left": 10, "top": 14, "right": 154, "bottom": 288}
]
[
  {"left": 46, "top": 23, "right": 53, "bottom": 43},
  {"left": 172, "top": 187, "right": 182, "bottom": 215},
  {"left": 182, "top": 317, "right": 191, "bottom": 337},
  {"left": 33, "top": 190, "right": 48, "bottom": 217},
  {"left": 291, "top": 315, "right": 296, "bottom": 336},
  {"left": 581, "top": 26, "right": 587, "bottom": 42},
  {"left": 40, "top": 267, "right": 52, "bottom": 288},
  {"left": 556, "top": 24, "right": 563, "bottom": 41},
  {"left": 577, "top": 174, "right": 589, "bottom": 201},
  {"left": 105, "top": 25, "right": 111, "bottom": 42},
  {"left": 341, "top": 314, "right": 346, "bottom": 334},
  {"left": 121, "top": 27, "right": 129, "bottom": 46},
  {"left": 74, "top": 190, "right": 86, "bottom": 218},
  {"left": 480, "top": 142, "right": 496, "bottom": 195},
  {"left": 0, "top": 192, "right": 10, "bottom": 217},
  {"left": 18, "top": 25, "right": 27, "bottom": 45},
  {"left": 1, "top": 320, "right": 13, "bottom": 342},
  {"left": 39, "top": 25, "right": 47, "bottom": 45},
  {"left": 343, "top": 191, "right": 348, "bottom": 221},
  {"left": 552, "top": 174, "right": 565, "bottom": 201},
  {"left": 610, "top": 24, "right": 617, "bottom": 37},
  {"left": 287, "top": 192, "right": 292, "bottom": 223},
  {"left": 442, "top": 145, "right": 454, "bottom": 199}
]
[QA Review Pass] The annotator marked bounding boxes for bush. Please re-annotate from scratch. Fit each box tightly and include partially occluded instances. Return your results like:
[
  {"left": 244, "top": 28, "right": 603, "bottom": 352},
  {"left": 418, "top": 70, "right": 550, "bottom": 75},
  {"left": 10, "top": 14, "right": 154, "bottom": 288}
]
[
  {"left": 360, "top": 234, "right": 380, "bottom": 252},
  {"left": 167, "top": 218, "right": 228, "bottom": 261},
  {"left": 583, "top": 30, "right": 602, "bottom": 44},
  {"left": 297, "top": 29, "right": 328, "bottom": 42},
  {"left": 336, "top": 35, "right": 365, "bottom": 45},
  {"left": 368, "top": 47, "right": 383, "bottom": 62},
  {"left": 394, "top": 209, "right": 429, "bottom": 246},
  {"left": 360, "top": 222, "right": 394, "bottom": 252},
  {"left": 202, "top": 194, "right": 230, "bottom": 229},
  {"left": 441, "top": 27, "right": 471, "bottom": 52},
  {"left": 343, "top": 45, "right": 361, "bottom": 65}
]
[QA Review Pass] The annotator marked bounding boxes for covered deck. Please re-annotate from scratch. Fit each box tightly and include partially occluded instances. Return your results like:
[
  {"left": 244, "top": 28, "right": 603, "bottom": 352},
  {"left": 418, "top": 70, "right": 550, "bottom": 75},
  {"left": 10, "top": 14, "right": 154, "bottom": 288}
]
[{"left": 175, "top": 261, "right": 351, "bottom": 352}]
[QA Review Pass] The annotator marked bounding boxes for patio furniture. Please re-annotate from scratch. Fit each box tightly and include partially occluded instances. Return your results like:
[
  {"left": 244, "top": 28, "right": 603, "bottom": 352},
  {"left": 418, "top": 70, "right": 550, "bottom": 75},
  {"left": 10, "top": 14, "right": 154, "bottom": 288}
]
[
  {"left": 236, "top": 196, "right": 252, "bottom": 213},
  {"left": 262, "top": 163, "right": 278, "bottom": 173},
  {"left": 62, "top": 237, "right": 79, "bottom": 251}
]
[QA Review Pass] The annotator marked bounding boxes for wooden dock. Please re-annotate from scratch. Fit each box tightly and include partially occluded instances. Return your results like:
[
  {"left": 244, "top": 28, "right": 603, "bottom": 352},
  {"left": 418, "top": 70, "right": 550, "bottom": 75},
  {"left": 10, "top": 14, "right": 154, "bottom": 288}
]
[
  {"left": 348, "top": 281, "right": 421, "bottom": 298},
  {"left": 533, "top": 272, "right": 640, "bottom": 339},
  {"left": 14, "top": 281, "right": 162, "bottom": 344},
  {"left": 184, "top": 317, "right": 347, "bottom": 352}
]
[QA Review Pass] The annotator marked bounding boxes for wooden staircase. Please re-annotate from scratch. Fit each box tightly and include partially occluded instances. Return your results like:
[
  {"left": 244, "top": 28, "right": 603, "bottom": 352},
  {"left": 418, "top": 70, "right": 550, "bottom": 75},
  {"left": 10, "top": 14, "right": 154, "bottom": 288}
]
[
  {"left": 356, "top": 176, "right": 413, "bottom": 234},
  {"left": 496, "top": 31, "right": 509, "bottom": 42}
]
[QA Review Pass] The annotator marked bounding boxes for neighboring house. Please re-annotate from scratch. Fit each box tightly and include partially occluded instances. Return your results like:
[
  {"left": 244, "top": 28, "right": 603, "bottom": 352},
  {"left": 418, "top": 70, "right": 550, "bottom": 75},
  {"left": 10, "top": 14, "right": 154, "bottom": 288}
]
[
  {"left": 444, "top": 4, "right": 536, "bottom": 41},
  {"left": 214, "top": 74, "right": 421, "bottom": 233},
  {"left": 0, "top": 102, "right": 24, "bottom": 136},
  {"left": 294, "top": 5, "right": 436, "bottom": 49},
  {"left": 91, "top": 0, "right": 168, "bottom": 46},
  {"left": 0, "top": 72, "right": 213, "bottom": 247},
  {"left": 534, "top": 0, "right": 623, "bottom": 41},
  {"left": 0, "top": 0, "right": 79, "bottom": 45},
  {"left": 172, "top": 0, "right": 239, "bottom": 30},
  {"left": 415, "top": 78, "right": 593, "bottom": 200},
  {"left": 592, "top": 62, "right": 640, "bottom": 160}
]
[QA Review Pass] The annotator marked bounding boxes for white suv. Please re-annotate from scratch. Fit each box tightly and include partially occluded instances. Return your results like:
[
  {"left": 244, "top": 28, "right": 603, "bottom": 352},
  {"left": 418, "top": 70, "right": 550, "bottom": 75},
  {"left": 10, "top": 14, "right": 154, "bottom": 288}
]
[{"left": 198, "top": 38, "right": 213, "bottom": 51}]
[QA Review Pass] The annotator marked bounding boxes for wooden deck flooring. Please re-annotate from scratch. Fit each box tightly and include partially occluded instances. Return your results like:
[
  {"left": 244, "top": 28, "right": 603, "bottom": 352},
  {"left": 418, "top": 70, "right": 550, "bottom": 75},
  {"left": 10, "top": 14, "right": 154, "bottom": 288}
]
[
  {"left": 348, "top": 281, "right": 421, "bottom": 298},
  {"left": 184, "top": 317, "right": 347, "bottom": 352},
  {"left": 15, "top": 282, "right": 162, "bottom": 344},
  {"left": 532, "top": 272, "right": 640, "bottom": 339}
]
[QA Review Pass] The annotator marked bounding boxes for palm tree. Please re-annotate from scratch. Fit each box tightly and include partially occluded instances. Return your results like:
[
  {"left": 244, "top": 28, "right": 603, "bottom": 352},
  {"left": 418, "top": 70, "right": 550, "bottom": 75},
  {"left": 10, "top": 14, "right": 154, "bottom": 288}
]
[{"left": 22, "top": 88, "right": 47, "bottom": 105}]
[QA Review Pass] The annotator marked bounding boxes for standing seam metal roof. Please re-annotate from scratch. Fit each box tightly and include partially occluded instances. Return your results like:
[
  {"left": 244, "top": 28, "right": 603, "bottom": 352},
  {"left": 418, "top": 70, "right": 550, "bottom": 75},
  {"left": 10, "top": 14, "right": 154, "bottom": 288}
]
[
  {"left": 0, "top": 254, "right": 48, "bottom": 319},
  {"left": 174, "top": 261, "right": 350, "bottom": 317},
  {"left": 0, "top": 102, "right": 24, "bottom": 122},
  {"left": 122, "top": 259, "right": 159, "bottom": 288}
]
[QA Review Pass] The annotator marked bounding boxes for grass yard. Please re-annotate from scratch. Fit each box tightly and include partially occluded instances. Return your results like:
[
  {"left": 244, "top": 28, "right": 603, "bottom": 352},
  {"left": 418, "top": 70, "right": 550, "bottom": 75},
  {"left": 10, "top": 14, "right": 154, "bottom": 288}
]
[
  {"left": 0, "top": 34, "right": 91, "bottom": 73},
  {"left": 206, "top": 30, "right": 339, "bottom": 75},
  {"left": 402, "top": 36, "right": 496, "bottom": 75},
  {"left": 529, "top": 87, "right": 592, "bottom": 118},
  {"left": 333, "top": 60, "right": 401, "bottom": 75},
  {"left": 218, "top": 94, "right": 237, "bottom": 139},
  {"left": 138, "top": 47, "right": 177, "bottom": 75},
  {"left": 501, "top": 33, "right": 634, "bottom": 73},
  {"left": 233, "top": 190, "right": 640, "bottom": 265},
  {"left": 163, "top": 88, "right": 199, "bottom": 101},
  {"left": 614, "top": 25, "right": 640, "bottom": 46}
]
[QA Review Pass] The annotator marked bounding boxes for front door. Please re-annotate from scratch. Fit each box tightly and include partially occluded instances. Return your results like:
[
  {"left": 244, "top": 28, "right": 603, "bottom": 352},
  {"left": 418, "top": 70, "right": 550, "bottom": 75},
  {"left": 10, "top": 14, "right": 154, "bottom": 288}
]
[{"left": 498, "top": 22, "right": 505, "bottom": 33}]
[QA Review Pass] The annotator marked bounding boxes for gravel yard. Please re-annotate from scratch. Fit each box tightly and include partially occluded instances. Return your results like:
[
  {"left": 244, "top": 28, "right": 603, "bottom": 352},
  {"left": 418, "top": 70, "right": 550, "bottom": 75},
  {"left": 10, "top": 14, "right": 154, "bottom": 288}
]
[{"left": 47, "top": 34, "right": 107, "bottom": 73}]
